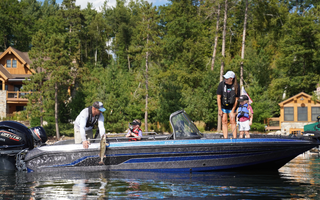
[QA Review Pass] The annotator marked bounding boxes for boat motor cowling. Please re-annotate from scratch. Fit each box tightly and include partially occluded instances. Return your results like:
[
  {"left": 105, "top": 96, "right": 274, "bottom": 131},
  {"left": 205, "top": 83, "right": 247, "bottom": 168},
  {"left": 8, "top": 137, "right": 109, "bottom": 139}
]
[
  {"left": 0, "top": 121, "right": 34, "bottom": 150},
  {"left": 29, "top": 126, "right": 47, "bottom": 146}
]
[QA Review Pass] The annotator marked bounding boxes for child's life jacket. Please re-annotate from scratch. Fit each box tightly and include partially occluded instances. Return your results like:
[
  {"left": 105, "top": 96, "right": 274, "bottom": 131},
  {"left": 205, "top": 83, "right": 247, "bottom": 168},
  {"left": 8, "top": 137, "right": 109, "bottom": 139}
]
[
  {"left": 222, "top": 82, "right": 236, "bottom": 107},
  {"left": 128, "top": 128, "right": 142, "bottom": 141},
  {"left": 131, "top": 128, "right": 142, "bottom": 135},
  {"left": 237, "top": 103, "right": 250, "bottom": 119}
]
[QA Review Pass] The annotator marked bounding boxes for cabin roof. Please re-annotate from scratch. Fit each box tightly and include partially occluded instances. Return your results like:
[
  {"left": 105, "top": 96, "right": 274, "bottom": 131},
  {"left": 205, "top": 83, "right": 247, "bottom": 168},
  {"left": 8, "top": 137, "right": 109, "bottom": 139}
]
[
  {"left": 10, "top": 46, "right": 32, "bottom": 65},
  {"left": 0, "top": 47, "right": 37, "bottom": 78},
  {"left": 278, "top": 92, "right": 320, "bottom": 106}
]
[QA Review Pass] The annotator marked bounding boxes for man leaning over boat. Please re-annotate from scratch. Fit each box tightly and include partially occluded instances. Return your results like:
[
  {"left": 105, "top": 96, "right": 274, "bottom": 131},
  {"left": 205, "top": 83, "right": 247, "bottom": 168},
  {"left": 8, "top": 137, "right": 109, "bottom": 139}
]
[{"left": 74, "top": 101, "right": 106, "bottom": 149}]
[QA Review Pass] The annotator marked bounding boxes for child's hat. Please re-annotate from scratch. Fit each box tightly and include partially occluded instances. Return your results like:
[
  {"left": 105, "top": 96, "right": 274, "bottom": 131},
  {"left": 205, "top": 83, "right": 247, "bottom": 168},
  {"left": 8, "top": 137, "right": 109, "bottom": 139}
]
[
  {"left": 130, "top": 120, "right": 141, "bottom": 126},
  {"left": 238, "top": 95, "right": 249, "bottom": 102}
]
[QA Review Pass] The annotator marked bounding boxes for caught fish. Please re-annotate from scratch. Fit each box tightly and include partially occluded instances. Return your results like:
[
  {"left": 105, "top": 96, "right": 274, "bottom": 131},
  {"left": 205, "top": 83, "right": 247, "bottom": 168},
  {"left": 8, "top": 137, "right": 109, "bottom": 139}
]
[{"left": 99, "top": 134, "right": 107, "bottom": 165}]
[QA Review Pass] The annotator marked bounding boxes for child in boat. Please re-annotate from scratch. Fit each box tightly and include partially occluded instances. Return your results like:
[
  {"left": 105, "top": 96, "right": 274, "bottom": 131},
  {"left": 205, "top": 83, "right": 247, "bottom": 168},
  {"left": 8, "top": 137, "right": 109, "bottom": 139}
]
[
  {"left": 237, "top": 95, "right": 253, "bottom": 138},
  {"left": 126, "top": 119, "right": 143, "bottom": 141}
]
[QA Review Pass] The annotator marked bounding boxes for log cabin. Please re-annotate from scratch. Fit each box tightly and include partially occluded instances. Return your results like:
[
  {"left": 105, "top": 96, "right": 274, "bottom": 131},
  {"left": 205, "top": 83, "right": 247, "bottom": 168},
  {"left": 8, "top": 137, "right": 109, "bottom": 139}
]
[
  {"left": 0, "top": 46, "right": 34, "bottom": 118},
  {"left": 265, "top": 91, "right": 320, "bottom": 134}
]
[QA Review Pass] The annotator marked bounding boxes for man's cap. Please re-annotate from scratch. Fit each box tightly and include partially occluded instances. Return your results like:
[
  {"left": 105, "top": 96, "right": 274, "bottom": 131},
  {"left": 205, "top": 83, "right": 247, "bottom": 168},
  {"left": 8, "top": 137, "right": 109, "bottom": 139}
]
[
  {"left": 93, "top": 101, "right": 106, "bottom": 112},
  {"left": 223, "top": 71, "right": 235, "bottom": 79},
  {"left": 238, "top": 95, "right": 249, "bottom": 102},
  {"left": 130, "top": 120, "right": 141, "bottom": 126}
]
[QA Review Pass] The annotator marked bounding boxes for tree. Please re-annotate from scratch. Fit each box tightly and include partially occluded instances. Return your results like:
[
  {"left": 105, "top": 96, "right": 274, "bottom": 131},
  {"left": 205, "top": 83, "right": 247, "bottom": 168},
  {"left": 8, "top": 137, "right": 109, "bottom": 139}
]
[
  {"left": 129, "top": 2, "right": 162, "bottom": 131},
  {"left": 211, "top": 3, "right": 221, "bottom": 71},
  {"left": 104, "top": 0, "right": 137, "bottom": 70},
  {"left": 46, "top": 34, "right": 72, "bottom": 140},
  {"left": 23, "top": 30, "right": 48, "bottom": 126},
  {"left": 0, "top": 0, "right": 36, "bottom": 51},
  {"left": 217, "top": 0, "right": 228, "bottom": 131},
  {"left": 81, "top": 3, "right": 110, "bottom": 67},
  {"left": 240, "top": 0, "right": 248, "bottom": 88},
  {"left": 272, "top": 12, "right": 320, "bottom": 98},
  {"left": 25, "top": 31, "right": 71, "bottom": 140}
]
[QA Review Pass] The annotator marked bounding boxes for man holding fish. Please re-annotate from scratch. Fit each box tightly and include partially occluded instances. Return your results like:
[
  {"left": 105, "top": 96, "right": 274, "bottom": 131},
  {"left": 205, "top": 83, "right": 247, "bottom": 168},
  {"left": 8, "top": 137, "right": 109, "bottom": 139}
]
[{"left": 74, "top": 101, "right": 107, "bottom": 149}]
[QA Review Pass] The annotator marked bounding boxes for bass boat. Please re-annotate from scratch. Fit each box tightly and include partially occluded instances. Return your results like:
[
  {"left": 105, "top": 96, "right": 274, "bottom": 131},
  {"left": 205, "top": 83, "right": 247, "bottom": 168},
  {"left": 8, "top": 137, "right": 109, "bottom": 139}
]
[{"left": 2, "top": 110, "right": 320, "bottom": 172}]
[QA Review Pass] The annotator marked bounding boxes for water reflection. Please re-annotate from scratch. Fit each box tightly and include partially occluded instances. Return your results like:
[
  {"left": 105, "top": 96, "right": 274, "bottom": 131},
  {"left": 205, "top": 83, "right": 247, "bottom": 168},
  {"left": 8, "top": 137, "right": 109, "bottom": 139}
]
[
  {"left": 72, "top": 179, "right": 89, "bottom": 199},
  {"left": 1, "top": 153, "right": 320, "bottom": 199}
]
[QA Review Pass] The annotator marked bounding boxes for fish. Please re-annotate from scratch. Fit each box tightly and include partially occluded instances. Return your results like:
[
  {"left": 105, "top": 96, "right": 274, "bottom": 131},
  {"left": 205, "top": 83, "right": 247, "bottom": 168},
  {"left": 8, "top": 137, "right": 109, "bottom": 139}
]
[{"left": 99, "top": 134, "right": 107, "bottom": 165}]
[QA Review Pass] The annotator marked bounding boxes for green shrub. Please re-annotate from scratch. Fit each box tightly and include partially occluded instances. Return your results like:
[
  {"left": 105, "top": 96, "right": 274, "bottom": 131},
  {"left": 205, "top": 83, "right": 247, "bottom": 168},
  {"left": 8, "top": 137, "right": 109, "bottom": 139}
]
[
  {"left": 43, "top": 123, "right": 56, "bottom": 137},
  {"left": 194, "top": 121, "right": 206, "bottom": 133},
  {"left": 59, "top": 123, "right": 74, "bottom": 137},
  {"left": 250, "top": 123, "right": 266, "bottom": 132},
  {"left": 44, "top": 116, "right": 55, "bottom": 124},
  {"left": 30, "top": 117, "right": 41, "bottom": 127},
  {"left": 43, "top": 123, "right": 74, "bottom": 137}
]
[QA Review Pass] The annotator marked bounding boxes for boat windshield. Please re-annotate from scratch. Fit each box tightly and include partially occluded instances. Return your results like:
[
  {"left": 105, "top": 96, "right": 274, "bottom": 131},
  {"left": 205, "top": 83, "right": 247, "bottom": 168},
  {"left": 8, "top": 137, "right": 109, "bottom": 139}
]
[{"left": 170, "top": 111, "right": 202, "bottom": 138}]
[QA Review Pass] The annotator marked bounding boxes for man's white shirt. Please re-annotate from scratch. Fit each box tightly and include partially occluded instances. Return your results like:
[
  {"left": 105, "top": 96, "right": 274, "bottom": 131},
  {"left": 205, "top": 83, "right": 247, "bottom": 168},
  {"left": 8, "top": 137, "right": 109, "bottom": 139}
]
[{"left": 74, "top": 107, "right": 105, "bottom": 142}]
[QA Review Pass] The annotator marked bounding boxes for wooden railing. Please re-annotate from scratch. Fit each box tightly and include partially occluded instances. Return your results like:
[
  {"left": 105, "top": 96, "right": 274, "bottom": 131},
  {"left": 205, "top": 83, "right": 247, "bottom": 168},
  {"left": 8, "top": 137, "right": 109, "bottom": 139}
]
[
  {"left": 265, "top": 117, "right": 281, "bottom": 131},
  {"left": 6, "top": 91, "right": 32, "bottom": 99}
]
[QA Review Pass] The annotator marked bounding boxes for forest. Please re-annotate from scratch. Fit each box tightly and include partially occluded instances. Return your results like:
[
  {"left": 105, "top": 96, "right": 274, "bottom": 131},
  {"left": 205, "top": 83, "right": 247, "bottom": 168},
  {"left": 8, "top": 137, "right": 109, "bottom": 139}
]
[{"left": 1, "top": 0, "right": 319, "bottom": 137}]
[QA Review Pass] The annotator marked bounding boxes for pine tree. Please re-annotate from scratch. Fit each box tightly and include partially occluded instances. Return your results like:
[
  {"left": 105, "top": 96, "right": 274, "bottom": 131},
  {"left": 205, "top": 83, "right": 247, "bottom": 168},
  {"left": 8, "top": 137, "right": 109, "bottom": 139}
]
[
  {"left": 129, "top": 1, "right": 162, "bottom": 131},
  {"left": 25, "top": 31, "right": 71, "bottom": 140},
  {"left": 23, "top": 30, "right": 48, "bottom": 126}
]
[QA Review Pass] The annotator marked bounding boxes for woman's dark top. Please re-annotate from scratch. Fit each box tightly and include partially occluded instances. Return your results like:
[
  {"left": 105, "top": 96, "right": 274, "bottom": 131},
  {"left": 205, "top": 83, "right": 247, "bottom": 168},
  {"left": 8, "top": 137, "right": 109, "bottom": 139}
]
[{"left": 217, "top": 81, "right": 240, "bottom": 110}]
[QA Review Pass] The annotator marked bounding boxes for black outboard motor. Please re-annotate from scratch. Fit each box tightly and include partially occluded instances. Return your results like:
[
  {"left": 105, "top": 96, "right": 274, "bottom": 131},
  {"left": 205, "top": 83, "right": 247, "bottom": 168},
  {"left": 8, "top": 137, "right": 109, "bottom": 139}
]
[
  {"left": 0, "top": 121, "right": 34, "bottom": 150},
  {"left": 0, "top": 121, "right": 34, "bottom": 170},
  {"left": 29, "top": 126, "right": 47, "bottom": 146}
]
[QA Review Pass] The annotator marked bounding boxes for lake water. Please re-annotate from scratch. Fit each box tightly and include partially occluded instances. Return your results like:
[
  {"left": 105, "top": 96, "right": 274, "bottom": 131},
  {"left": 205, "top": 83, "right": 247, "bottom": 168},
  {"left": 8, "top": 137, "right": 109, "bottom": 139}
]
[{"left": 1, "top": 152, "right": 320, "bottom": 199}]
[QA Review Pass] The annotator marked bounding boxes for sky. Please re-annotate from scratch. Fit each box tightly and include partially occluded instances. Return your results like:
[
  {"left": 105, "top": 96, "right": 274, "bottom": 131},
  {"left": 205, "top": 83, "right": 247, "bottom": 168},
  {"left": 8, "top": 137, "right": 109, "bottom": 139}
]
[{"left": 45, "top": 0, "right": 169, "bottom": 10}]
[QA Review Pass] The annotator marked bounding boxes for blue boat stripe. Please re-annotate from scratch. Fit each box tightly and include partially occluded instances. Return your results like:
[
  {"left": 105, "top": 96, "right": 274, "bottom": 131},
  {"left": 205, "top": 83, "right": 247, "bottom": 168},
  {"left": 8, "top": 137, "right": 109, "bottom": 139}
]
[
  {"left": 114, "top": 157, "right": 284, "bottom": 172},
  {"left": 47, "top": 155, "right": 99, "bottom": 167},
  {"left": 109, "top": 138, "right": 311, "bottom": 148},
  {"left": 123, "top": 153, "right": 260, "bottom": 163},
  {"left": 41, "top": 151, "right": 272, "bottom": 168}
]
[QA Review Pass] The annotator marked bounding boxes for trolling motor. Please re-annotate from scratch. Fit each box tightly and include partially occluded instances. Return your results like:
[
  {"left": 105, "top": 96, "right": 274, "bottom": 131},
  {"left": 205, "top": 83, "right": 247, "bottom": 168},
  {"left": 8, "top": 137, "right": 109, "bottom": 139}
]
[{"left": 29, "top": 126, "right": 48, "bottom": 147}]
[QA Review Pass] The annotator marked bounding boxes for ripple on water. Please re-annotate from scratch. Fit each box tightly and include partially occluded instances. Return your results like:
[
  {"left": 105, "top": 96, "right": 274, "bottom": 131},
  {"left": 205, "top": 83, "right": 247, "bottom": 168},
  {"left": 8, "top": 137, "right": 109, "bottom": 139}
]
[{"left": 1, "top": 153, "right": 320, "bottom": 199}]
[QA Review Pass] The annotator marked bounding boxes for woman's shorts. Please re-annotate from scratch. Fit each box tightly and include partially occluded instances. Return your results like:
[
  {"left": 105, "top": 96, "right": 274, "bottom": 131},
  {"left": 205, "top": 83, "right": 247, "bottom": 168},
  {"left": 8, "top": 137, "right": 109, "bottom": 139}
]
[
  {"left": 222, "top": 108, "right": 232, "bottom": 114},
  {"left": 238, "top": 121, "right": 250, "bottom": 131}
]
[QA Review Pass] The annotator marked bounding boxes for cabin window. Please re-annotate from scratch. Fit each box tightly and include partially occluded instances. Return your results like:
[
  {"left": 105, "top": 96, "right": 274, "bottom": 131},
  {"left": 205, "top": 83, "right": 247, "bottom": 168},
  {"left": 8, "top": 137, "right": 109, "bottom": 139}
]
[
  {"left": 0, "top": 81, "right": 2, "bottom": 90},
  {"left": 284, "top": 107, "right": 294, "bottom": 121},
  {"left": 298, "top": 107, "right": 308, "bottom": 121},
  {"left": 6, "top": 60, "right": 11, "bottom": 68},
  {"left": 12, "top": 60, "right": 17, "bottom": 68},
  {"left": 14, "top": 85, "right": 22, "bottom": 91},
  {"left": 312, "top": 107, "right": 320, "bottom": 121},
  {"left": 5, "top": 85, "right": 8, "bottom": 90},
  {"left": 16, "top": 106, "right": 25, "bottom": 112}
]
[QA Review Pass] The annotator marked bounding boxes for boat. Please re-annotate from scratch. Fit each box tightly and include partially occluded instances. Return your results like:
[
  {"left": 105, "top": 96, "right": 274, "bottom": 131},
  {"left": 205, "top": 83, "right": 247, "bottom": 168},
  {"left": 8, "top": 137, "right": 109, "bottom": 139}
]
[{"left": 2, "top": 110, "right": 320, "bottom": 172}]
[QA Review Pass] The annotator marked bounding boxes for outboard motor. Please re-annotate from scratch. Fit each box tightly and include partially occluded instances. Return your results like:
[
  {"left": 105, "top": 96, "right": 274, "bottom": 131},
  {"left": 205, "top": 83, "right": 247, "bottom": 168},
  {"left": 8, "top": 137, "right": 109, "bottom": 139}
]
[
  {"left": 29, "top": 126, "right": 47, "bottom": 146},
  {"left": 0, "top": 121, "right": 34, "bottom": 150},
  {"left": 0, "top": 121, "right": 34, "bottom": 170}
]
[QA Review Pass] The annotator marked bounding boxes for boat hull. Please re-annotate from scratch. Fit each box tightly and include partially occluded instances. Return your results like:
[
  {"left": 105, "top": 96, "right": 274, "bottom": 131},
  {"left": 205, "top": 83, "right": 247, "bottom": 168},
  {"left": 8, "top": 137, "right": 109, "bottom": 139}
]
[
  {"left": 24, "top": 137, "right": 319, "bottom": 173},
  {"left": 0, "top": 155, "right": 16, "bottom": 170}
]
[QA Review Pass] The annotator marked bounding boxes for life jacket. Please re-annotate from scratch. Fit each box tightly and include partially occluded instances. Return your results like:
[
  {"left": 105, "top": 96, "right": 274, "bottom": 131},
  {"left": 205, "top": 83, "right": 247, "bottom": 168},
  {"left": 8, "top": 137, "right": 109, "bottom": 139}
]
[
  {"left": 85, "top": 106, "right": 99, "bottom": 128},
  {"left": 222, "top": 82, "right": 236, "bottom": 107},
  {"left": 129, "top": 128, "right": 142, "bottom": 141},
  {"left": 237, "top": 103, "right": 250, "bottom": 118}
]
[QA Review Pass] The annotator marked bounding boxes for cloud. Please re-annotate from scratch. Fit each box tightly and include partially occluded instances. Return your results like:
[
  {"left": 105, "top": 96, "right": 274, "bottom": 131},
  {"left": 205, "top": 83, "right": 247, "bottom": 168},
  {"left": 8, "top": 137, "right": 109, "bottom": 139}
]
[
  {"left": 47, "top": 0, "right": 169, "bottom": 10},
  {"left": 75, "top": 0, "right": 113, "bottom": 10},
  {"left": 74, "top": 0, "right": 169, "bottom": 10}
]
